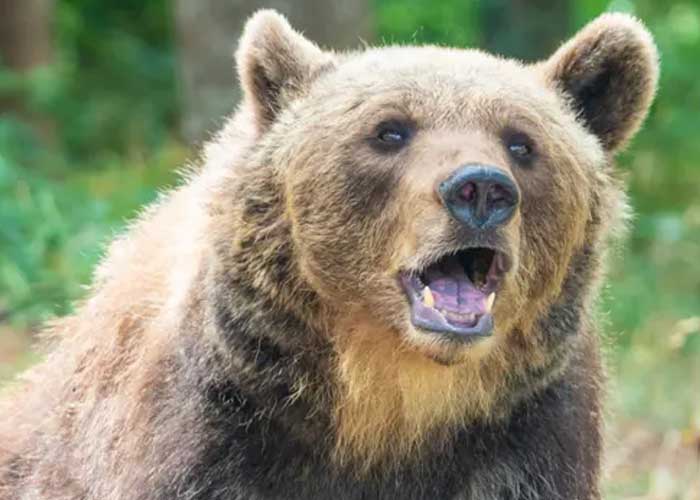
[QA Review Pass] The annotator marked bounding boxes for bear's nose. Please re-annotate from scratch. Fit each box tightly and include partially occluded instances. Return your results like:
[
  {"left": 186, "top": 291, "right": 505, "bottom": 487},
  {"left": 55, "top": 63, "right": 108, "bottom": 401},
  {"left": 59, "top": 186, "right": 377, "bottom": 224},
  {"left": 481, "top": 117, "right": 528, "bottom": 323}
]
[{"left": 438, "top": 164, "right": 520, "bottom": 230}]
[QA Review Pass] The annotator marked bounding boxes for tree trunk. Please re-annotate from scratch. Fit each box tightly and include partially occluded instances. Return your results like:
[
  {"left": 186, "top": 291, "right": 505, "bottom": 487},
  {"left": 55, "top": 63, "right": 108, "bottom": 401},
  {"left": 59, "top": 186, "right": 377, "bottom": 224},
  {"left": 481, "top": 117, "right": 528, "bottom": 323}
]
[
  {"left": 0, "top": 0, "right": 54, "bottom": 141},
  {"left": 481, "top": 0, "right": 570, "bottom": 61},
  {"left": 0, "top": 0, "right": 54, "bottom": 71},
  {"left": 175, "top": 0, "right": 373, "bottom": 145}
]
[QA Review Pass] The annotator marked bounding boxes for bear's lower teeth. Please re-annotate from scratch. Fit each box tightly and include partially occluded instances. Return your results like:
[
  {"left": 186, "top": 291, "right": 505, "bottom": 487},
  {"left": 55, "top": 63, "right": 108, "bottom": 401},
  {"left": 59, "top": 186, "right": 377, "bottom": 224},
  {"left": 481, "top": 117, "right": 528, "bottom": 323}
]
[
  {"left": 441, "top": 310, "right": 477, "bottom": 325},
  {"left": 422, "top": 287, "right": 435, "bottom": 307},
  {"left": 486, "top": 292, "right": 495, "bottom": 313}
]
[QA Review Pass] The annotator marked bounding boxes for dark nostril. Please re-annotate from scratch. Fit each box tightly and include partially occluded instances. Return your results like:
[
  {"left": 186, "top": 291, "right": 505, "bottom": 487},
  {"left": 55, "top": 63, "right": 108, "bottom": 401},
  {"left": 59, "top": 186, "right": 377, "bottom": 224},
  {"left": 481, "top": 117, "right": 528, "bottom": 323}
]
[
  {"left": 487, "top": 184, "right": 509, "bottom": 207},
  {"left": 438, "top": 164, "right": 520, "bottom": 230},
  {"left": 459, "top": 182, "right": 477, "bottom": 203}
]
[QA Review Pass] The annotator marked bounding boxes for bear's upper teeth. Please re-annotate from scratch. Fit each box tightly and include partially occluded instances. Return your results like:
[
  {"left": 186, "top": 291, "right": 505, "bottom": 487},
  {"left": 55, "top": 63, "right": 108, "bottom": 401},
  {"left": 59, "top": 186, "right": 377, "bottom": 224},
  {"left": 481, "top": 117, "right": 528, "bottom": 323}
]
[
  {"left": 485, "top": 292, "right": 496, "bottom": 313},
  {"left": 422, "top": 286, "right": 435, "bottom": 308}
]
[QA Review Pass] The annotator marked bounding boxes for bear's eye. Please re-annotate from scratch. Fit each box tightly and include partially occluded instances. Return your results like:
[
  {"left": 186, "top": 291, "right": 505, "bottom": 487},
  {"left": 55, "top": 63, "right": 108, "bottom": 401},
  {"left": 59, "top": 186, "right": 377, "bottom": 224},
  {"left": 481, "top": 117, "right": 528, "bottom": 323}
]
[
  {"left": 509, "top": 142, "right": 531, "bottom": 157},
  {"left": 379, "top": 129, "right": 405, "bottom": 143},
  {"left": 504, "top": 131, "right": 536, "bottom": 166},
  {"left": 372, "top": 120, "right": 413, "bottom": 151}
]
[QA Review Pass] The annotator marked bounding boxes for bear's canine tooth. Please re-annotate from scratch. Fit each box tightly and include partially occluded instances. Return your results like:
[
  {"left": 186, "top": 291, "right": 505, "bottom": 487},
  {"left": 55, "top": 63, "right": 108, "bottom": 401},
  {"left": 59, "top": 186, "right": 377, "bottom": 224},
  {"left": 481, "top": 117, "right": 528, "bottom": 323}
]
[
  {"left": 486, "top": 293, "right": 496, "bottom": 312},
  {"left": 422, "top": 287, "right": 435, "bottom": 308}
]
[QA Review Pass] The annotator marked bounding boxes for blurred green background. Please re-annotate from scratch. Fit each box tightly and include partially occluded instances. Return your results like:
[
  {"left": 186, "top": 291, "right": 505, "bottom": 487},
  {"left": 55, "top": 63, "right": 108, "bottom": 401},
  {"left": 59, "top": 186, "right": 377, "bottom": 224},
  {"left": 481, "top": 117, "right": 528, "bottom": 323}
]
[{"left": 0, "top": 1, "right": 698, "bottom": 498}]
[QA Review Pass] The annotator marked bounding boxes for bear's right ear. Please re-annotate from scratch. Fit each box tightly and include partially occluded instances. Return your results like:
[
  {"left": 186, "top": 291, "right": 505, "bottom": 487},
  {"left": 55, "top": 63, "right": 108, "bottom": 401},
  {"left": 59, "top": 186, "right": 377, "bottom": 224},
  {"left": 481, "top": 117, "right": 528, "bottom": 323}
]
[
  {"left": 541, "top": 13, "right": 659, "bottom": 152},
  {"left": 236, "top": 10, "right": 335, "bottom": 133}
]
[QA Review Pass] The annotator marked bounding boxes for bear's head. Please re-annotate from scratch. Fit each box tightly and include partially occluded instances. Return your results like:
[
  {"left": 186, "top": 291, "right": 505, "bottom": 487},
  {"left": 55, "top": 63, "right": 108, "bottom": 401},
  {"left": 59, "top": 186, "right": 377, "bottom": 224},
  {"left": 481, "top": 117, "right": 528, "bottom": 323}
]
[{"left": 213, "top": 10, "right": 658, "bottom": 464}]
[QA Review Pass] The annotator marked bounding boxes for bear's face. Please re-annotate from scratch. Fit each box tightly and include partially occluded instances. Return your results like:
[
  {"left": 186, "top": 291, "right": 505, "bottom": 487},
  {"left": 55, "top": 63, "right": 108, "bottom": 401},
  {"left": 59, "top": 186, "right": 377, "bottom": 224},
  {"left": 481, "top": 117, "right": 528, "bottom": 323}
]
[{"left": 234, "top": 11, "right": 658, "bottom": 365}]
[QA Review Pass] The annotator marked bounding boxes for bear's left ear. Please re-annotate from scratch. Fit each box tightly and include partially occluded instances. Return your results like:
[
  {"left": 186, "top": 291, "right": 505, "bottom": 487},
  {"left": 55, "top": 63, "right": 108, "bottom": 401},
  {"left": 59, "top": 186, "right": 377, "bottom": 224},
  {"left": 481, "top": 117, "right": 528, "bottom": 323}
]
[
  {"left": 236, "top": 10, "right": 336, "bottom": 133},
  {"left": 542, "top": 13, "right": 659, "bottom": 152}
]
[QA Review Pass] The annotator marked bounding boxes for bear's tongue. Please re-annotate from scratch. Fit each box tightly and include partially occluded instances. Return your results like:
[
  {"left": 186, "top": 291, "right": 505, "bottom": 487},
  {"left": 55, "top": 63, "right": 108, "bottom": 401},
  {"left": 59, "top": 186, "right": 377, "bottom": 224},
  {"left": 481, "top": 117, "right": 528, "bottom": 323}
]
[{"left": 422, "top": 259, "right": 490, "bottom": 325}]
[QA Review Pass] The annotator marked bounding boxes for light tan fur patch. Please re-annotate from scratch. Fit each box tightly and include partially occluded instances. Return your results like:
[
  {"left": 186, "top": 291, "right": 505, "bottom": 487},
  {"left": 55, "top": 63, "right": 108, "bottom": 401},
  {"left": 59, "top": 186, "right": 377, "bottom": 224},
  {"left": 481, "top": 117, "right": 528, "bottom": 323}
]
[{"left": 330, "top": 315, "right": 507, "bottom": 470}]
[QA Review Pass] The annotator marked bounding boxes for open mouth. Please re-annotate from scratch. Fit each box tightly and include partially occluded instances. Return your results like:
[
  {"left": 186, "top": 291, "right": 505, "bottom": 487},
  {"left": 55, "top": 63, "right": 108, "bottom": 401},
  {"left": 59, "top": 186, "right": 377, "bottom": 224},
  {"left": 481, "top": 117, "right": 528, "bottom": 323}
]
[{"left": 399, "top": 247, "right": 510, "bottom": 339}]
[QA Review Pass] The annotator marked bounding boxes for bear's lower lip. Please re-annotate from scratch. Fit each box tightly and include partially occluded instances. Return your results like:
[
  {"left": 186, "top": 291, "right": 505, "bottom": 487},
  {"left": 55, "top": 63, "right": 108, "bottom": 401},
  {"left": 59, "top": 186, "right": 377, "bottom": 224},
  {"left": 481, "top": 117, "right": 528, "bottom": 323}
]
[{"left": 399, "top": 247, "right": 508, "bottom": 340}]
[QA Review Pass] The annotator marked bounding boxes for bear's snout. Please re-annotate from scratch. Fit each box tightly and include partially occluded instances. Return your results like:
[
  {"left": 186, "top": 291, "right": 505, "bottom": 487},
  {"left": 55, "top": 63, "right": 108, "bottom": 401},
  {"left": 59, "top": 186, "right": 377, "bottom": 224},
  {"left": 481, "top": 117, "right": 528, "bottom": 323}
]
[{"left": 438, "top": 164, "right": 520, "bottom": 230}]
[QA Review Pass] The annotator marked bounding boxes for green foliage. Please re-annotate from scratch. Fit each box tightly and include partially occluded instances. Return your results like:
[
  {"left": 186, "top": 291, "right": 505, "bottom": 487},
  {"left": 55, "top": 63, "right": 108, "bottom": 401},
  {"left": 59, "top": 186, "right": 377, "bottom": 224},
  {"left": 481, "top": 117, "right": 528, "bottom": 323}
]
[
  {"left": 0, "top": 1, "right": 177, "bottom": 162},
  {"left": 0, "top": 0, "right": 180, "bottom": 324},
  {"left": 377, "top": 0, "right": 480, "bottom": 46},
  {"left": 0, "top": 116, "right": 183, "bottom": 325}
]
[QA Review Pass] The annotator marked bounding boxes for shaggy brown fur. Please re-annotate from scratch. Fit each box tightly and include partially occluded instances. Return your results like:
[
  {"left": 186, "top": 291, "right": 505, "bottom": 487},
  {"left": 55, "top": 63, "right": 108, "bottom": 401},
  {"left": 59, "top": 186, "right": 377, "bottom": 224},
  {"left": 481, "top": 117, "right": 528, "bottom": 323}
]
[{"left": 0, "top": 10, "right": 658, "bottom": 500}]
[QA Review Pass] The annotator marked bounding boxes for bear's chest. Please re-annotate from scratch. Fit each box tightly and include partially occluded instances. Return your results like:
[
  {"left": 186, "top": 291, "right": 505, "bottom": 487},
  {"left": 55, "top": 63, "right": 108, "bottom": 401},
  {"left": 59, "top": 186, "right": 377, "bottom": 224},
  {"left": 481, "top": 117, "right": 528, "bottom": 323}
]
[{"left": 166, "top": 382, "right": 588, "bottom": 500}]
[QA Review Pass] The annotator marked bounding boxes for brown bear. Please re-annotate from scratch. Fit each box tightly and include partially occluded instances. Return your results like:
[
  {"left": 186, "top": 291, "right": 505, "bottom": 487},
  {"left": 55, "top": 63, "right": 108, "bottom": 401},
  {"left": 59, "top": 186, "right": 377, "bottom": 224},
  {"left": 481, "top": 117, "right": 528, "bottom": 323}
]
[{"left": 0, "top": 9, "right": 658, "bottom": 500}]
